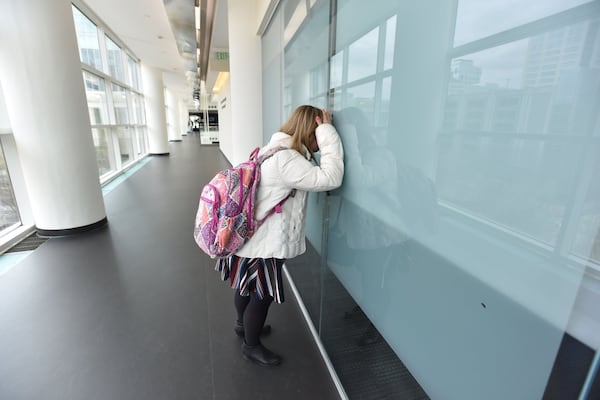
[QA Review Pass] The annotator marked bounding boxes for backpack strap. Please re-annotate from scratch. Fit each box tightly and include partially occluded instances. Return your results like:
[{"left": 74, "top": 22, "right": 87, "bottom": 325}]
[
  {"left": 248, "top": 147, "right": 261, "bottom": 161},
  {"left": 257, "top": 145, "right": 289, "bottom": 164},
  {"left": 256, "top": 189, "right": 296, "bottom": 227}
]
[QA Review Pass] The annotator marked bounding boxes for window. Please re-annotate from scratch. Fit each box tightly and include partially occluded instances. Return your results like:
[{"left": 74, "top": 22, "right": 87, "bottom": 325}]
[
  {"left": 106, "top": 36, "right": 126, "bottom": 83},
  {"left": 127, "top": 55, "right": 141, "bottom": 90},
  {"left": 72, "top": 5, "right": 103, "bottom": 71},
  {"left": 117, "top": 127, "right": 133, "bottom": 166},
  {"left": 83, "top": 71, "right": 109, "bottom": 124},
  {"left": 91, "top": 128, "right": 116, "bottom": 176},
  {"left": 111, "top": 84, "right": 129, "bottom": 124},
  {"left": 347, "top": 27, "right": 379, "bottom": 83},
  {"left": 0, "top": 143, "right": 20, "bottom": 235},
  {"left": 72, "top": 6, "right": 148, "bottom": 181},
  {"left": 454, "top": 0, "right": 592, "bottom": 46}
]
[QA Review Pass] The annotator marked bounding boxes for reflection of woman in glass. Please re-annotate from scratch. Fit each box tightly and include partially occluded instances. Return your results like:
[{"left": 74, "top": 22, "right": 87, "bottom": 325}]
[
  {"left": 331, "top": 107, "right": 409, "bottom": 345},
  {"left": 335, "top": 108, "right": 409, "bottom": 245}
]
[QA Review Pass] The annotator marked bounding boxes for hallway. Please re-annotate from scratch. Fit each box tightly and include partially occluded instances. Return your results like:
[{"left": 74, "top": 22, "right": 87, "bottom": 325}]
[{"left": 0, "top": 135, "right": 339, "bottom": 400}]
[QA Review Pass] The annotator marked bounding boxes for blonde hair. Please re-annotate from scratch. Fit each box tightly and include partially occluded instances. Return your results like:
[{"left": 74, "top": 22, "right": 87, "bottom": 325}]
[{"left": 279, "top": 105, "right": 323, "bottom": 159}]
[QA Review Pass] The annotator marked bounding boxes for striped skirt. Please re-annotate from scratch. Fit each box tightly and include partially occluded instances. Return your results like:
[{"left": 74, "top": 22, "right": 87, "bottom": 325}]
[{"left": 215, "top": 256, "right": 285, "bottom": 303}]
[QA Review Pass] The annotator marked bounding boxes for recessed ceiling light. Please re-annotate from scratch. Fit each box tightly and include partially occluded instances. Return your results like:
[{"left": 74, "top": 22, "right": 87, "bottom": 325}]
[{"left": 157, "top": 35, "right": 164, "bottom": 40}]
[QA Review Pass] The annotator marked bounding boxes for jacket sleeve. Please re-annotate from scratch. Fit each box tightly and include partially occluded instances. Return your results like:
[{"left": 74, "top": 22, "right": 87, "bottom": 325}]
[{"left": 278, "top": 123, "right": 344, "bottom": 192}]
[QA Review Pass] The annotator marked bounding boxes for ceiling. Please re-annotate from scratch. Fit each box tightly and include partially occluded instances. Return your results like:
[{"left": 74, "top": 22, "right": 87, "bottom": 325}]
[{"left": 82, "top": 0, "right": 228, "bottom": 105}]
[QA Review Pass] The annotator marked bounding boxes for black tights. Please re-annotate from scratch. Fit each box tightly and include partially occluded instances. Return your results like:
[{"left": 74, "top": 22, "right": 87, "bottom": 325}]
[{"left": 234, "top": 291, "right": 273, "bottom": 346}]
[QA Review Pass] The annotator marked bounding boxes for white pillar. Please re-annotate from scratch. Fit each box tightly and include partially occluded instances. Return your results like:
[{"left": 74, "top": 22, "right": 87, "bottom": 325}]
[
  {"left": 227, "top": 0, "right": 263, "bottom": 165},
  {"left": 165, "top": 89, "right": 182, "bottom": 142},
  {"left": 141, "top": 64, "right": 169, "bottom": 154},
  {"left": 0, "top": 0, "right": 107, "bottom": 235},
  {"left": 179, "top": 100, "right": 188, "bottom": 136}
]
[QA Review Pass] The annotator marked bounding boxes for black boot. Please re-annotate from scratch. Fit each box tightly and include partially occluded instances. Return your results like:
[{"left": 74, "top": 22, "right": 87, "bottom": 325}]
[
  {"left": 241, "top": 342, "right": 282, "bottom": 367},
  {"left": 234, "top": 321, "right": 272, "bottom": 337}
]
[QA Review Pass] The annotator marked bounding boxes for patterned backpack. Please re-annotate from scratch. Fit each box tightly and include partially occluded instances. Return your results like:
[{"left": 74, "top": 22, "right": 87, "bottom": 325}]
[{"left": 194, "top": 146, "right": 292, "bottom": 258}]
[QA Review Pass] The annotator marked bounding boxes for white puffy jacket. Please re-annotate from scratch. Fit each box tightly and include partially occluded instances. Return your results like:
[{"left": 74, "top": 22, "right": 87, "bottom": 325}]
[{"left": 236, "top": 123, "right": 344, "bottom": 259}]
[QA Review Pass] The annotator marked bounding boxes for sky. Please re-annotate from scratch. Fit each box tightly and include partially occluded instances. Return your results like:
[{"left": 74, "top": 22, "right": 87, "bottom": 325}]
[
  {"left": 454, "top": 0, "right": 590, "bottom": 46},
  {"left": 453, "top": 0, "right": 592, "bottom": 89}
]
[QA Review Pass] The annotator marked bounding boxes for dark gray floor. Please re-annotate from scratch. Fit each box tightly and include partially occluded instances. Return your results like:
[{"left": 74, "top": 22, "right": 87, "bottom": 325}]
[{"left": 0, "top": 135, "right": 340, "bottom": 400}]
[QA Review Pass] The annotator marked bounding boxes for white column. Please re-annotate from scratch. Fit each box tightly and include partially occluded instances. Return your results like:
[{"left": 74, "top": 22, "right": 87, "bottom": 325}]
[
  {"left": 141, "top": 64, "right": 169, "bottom": 154},
  {"left": 227, "top": 0, "right": 263, "bottom": 165},
  {"left": 177, "top": 100, "right": 183, "bottom": 137},
  {"left": 165, "top": 89, "right": 182, "bottom": 142},
  {"left": 179, "top": 100, "right": 189, "bottom": 136},
  {"left": 0, "top": 0, "right": 107, "bottom": 235}
]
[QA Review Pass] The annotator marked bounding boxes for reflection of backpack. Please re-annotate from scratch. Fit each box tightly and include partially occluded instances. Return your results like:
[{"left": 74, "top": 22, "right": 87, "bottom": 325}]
[{"left": 194, "top": 146, "right": 291, "bottom": 258}]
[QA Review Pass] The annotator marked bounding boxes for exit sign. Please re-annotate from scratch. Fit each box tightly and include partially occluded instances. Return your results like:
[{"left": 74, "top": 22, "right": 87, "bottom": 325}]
[{"left": 215, "top": 51, "right": 229, "bottom": 60}]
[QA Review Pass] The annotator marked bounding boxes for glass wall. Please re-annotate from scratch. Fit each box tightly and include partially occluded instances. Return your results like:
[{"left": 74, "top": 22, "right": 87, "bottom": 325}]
[
  {"left": 261, "top": 0, "right": 333, "bottom": 330},
  {"left": 0, "top": 84, "right": 21, "bottom": 238},
  {"left": 0, "top": 142, "right": 20, "bottom": 235},
  {"left": 263, "top": 1, "right": 600, "bottom": 399},
  {"left": 72, "top": 4, "right": 148, "bottom": 180}
]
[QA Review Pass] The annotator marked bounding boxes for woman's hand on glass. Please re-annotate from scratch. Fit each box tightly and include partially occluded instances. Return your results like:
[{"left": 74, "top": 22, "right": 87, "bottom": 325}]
[{"left": 316, "top": 109, "right": 332, "bottom": 125}]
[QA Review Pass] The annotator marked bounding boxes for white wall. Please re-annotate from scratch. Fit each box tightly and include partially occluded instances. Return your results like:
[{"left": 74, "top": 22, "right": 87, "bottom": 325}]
[
  {"left": 217, "top": 78, "right": 233, "bottom": 162},
  {"left": 226, "top": 0, "right": 264, "bottom": 165}
]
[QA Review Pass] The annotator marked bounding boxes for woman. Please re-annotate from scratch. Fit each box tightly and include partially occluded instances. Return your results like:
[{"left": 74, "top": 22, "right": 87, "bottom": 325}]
[{"left": 216, "top": 105, "right": 344, "bottom": 366}]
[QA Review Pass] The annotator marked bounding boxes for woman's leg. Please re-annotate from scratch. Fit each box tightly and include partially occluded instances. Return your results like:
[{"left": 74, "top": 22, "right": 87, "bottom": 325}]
[
  {"left": 233, "top": 290, "right": 272, "bottom": 336},
  {"left": 243, "top": 293, "right": 273, "bottom": 346},
  {"left": 234, "top": 290, "right": 250, "bottom": 326},
  {"left": 241, "top": 293, "right": 281, "bottom": 366}
]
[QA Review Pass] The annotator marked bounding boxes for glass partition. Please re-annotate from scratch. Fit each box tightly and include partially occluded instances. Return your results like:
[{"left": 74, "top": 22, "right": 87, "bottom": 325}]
[
  {"left": 261, "top": 5, "right": 283, "bottom": 144},
  {"left": 264, "top": 0, "right": 600, "bottom": 399},
  {"left": 279, "top": 0, "right": 331, "bottom": 327},
  {"left": 326, "top": 1, "right": 600, "bottom": 399}
]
